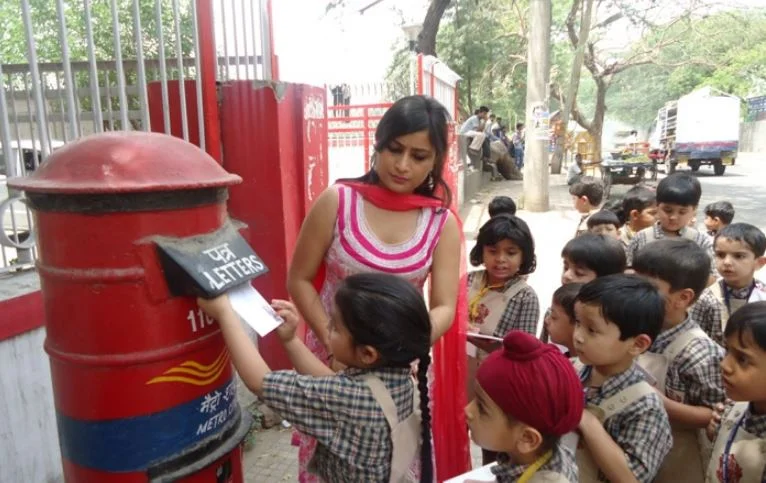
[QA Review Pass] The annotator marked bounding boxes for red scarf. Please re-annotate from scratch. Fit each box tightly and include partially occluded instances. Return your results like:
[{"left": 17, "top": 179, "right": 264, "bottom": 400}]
[{"left": 312, "top": 181, "right": 471, "bottom": 480}]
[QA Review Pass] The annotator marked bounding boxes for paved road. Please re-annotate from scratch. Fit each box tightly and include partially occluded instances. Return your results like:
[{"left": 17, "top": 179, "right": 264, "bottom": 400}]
[{"left": 687, "top": 153, "right": 766, "bottom": 234}]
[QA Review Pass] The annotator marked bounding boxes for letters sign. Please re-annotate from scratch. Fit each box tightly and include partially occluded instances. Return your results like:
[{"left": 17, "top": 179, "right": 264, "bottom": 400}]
[{"left": 155, "top": 223, "right": 268, "bottom": 298}]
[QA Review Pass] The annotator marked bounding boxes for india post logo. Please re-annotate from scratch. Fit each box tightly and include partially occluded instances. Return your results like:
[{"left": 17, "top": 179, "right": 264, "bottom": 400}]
[{"left": 147, "top": 349, "right": 230, "bottom": 386}]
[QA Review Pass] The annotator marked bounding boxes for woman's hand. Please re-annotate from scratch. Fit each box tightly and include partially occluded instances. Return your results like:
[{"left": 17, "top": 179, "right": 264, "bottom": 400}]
[
  {"left": 197, "top": 294, "right": 234, "bottom": 324},
  {"left": 272, "top": 299, "right": 300, "bottom": 343}
]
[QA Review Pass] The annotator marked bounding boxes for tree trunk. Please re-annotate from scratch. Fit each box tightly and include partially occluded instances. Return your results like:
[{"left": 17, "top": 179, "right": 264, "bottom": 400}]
[
  {"left": 417, "top": 0, "right": 451, "bottom": 56},
  {"left": 589, "top": 77, "right": 609, "bottom": 164},
  {"left": 551, "top": 0, "right": 594, "bottom": 174}
]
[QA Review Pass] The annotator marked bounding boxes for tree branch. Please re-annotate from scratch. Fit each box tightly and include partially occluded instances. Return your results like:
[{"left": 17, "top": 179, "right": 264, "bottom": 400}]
[
  {"left": 591, "top": 12, "right": 623, "bottom": 31},
  {"left": 550, "top": 82, "right": 592, "bottom": 131},
  {"left": 566, "top": 0, "right": 582, "bottom": 47}
]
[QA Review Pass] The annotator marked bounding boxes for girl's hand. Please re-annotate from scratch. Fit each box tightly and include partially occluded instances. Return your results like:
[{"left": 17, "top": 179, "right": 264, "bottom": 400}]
[
  {"left": 706, "top": 402, "right": 726, "bottom": 441},
  {"left": 271, "top": 299, "right": 300, "bottom": 343},
  {"left": 197, "top": 294, "right": 234, "bottom": 323}
]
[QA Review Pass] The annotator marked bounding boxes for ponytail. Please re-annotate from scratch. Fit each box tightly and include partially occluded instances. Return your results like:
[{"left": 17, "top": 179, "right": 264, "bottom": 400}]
[{"left": 417, "top": 354, "right": 433, "bottom": 483}]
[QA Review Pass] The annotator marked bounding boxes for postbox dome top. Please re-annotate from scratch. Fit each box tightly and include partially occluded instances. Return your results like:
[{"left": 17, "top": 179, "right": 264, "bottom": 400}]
[{"left": 8, "top": 131, "right": 242, "bottom": 194}]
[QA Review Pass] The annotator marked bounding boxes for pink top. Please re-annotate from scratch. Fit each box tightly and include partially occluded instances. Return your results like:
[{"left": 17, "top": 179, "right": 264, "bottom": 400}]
[{"left": 308, "top": 185, "right": 450, "bottom": 360}]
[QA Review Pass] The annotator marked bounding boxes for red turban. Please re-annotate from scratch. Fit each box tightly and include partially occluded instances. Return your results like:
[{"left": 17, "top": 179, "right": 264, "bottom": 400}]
[{"left": 476, "top": 331, "right": 584, "bottom": 436}]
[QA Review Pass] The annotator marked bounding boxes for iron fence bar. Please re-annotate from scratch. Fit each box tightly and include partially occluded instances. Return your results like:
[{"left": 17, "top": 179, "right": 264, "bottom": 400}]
[
  {"left": 84, "top": 0, "right": 103, "bottom": 131},
  {"left": 220, "top": 0, "right": 232, "bottom": 79},
  {"left": 54, "top": 0, "right": 79, "bottom": 140},
  {"left": 155, "top": 0, "right": 172, "bottom": 133},
  {"left": 230, "top": 0, "right": 240, "bottom": 80},
  {"left": 109, "top": 0, "right": 130, "bottom": 129},
  {"left": 51, "top": 73, "right": 68, "bottom": 142},
  {"left": 172, "top": 0, "right": 190, "bottom": 140},
  {"left": 248, "top": 0, "right": 259, "bottom": 79},
  {"left": 241, "top": 0, "right": 251, "bottom": 79},
  {"left": 258, "top": 0, "right": 272, "bottom": 80},
  {"left": 0, "top": 64, "right": 16, "bottom": 178},
  {"left": 20, "top": 0, "right": 51, "bottom": 158},
  {"left": 132, "top": 0, "right": 151, "bottom": 131},
  {"left": 191, "top": 1, "right": 206, "bottom": 151}
]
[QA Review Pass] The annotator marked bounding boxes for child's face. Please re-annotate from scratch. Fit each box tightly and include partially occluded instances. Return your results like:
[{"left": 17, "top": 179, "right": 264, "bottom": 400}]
[
  {"left": 561, "top": 257, "right": 597, "bottom": 284},
  {"left": 630, "top": 204, "right": 658, "bottom": 231},
  {"left": 657, "top": 202, "right": 695, "bottom": 233},
  {"left": 465, "top": 384, "right": 539, "bottom": 454},
  {"left": 545, "top": 302, "right": 575, "bottom": 350},
  {"left": 589, "top": 223, "right": 620, "bottom": 240},
  {"left": 704, "top": 215, "right": 723, "bottom": 234},
  {"left": 715, "top": 237, "right": 766, "bottom": 289},
  {"left": 572, "top": 301, "right": 644, "bottom": 367},
  {"left": 328, "top": 303, "right": 377, "bottom": 368},
  {"left": 483, "top": 239, "right": 523, "bottom": 283},
  {"left": 721, "top": 330, "right": 766, "bottom": 408}
]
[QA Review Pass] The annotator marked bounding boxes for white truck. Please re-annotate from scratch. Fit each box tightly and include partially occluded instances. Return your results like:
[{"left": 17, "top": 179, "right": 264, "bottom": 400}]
[{"left": 648, "top": 87, "right": 741, "bottom": 176}]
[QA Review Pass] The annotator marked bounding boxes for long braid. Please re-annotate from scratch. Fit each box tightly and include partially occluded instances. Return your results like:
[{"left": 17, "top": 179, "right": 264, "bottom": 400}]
[{"left": 417, "top": 354, "right": 433, "bottom": 483}]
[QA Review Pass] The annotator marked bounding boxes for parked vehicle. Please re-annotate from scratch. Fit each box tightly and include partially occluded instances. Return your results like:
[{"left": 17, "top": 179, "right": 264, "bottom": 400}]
[
  {"left": 648, "top": 87, "right": 740, "bottom": 176},
  {"left": 0, "top": 139, "right": 65, "bottom": 177}
]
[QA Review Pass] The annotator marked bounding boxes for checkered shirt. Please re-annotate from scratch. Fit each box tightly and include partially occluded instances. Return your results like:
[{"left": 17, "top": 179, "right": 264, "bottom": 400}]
[
  {"left": 467, "top": 271, "right": 540, "bottom": 337},
  {"left": 492, "top": 442, "right": 578, "bottom": 482},
  {"left": 261, "top": 367, "right": 415, "bottom": 482},
  {"left": 650, "top": 317, "right": 726, "bottom": 407},
  {"left": 712, "top": 403, "right": 766, "bottom": 482},
  {"left": 627, "top": 221, "right": 715, "bottom": 274},
  {"left": 691, "top": 287, "right": 725, "bottom": 346},
  {"left": 579, "top": 363, "right": 673, "bottom": 482}
]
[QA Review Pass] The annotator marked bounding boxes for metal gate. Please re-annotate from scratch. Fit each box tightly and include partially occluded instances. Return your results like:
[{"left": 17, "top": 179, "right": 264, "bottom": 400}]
[{"left": 0, "top": 0, "right": 275, "bottom": 274}]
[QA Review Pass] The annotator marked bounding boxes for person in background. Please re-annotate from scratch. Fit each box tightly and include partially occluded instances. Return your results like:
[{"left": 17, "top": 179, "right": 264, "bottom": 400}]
[
  {"left": 703, "top": 200, "right": 735, "bottom": 240},
  {"left": 488, "top": 196, "right": 516, "bottom": 217},
  {"left": 626, "top": 173, "right": 714, "bottom": 282},
  {"left": 567, "top": 153, "right": 584, "bottom": 185},
  {"left": 586, "top": 210, "right": 621, "bottom": 240},
  {"left": 543, "top": 283, "right": 583, "bottom": 357},
  {"left": 569, "top": 176, "right": 605, "bottom": 237},
  {"left": 512, "top": 123, "right": 525, "bottom": 170},
  {"left": 609, "top": 186, "right": 657, "bottom": 255},
  {"left": 460, "top": 106, "right": 491, "bottom": 164}
]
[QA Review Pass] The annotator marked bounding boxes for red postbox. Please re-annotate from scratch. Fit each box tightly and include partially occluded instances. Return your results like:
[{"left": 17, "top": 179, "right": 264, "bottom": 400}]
[{"left": 9, "top": 132, "right": 257, "bottom": 483}]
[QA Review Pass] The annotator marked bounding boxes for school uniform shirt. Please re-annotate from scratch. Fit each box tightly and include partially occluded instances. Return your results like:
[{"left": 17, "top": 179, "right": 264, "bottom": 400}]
[
  {"left": 708, "top": 402, "right": 766, "bottom": 482},
  {"left": 649, "top": 317, "right": 726, "bottom": 407},
  {"left": 261, "top": 367, "right": 415, "bottom": 483},
  {"left": 691, "top": 278, "right": 766, "bottom": 347},
  {"left": 492, "top": 443, "right": 579, "bottom": 483},
  {"left": 579, "top": 363, "right": 673, "bottom": 482},
  {"left": 626, "top": 221, "right": 715, "bottom": 274},
  {"left": 575, "top": 209, "right": 599, "bottom": 238},
  {"left": 467, "top": 271, "right": 540, "bottom": 337},
  {"left": 690, "top": 288, "right": 726, "bottom": 346}
]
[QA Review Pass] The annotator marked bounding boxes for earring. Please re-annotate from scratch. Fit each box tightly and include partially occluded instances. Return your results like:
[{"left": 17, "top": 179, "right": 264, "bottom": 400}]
[{"left": 428, "top": 172, "right": 434, "bottom": 190}]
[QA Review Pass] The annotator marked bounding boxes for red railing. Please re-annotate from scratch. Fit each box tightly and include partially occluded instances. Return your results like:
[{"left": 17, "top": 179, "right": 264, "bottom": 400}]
[{"left": 327, "top": 102, "right": 390, "bottom": 171}]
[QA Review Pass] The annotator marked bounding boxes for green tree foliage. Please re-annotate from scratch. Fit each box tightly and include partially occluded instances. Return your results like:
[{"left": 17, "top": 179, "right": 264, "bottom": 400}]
[
  {"left": 599, "top": 9, "right": 766, "bottom": 128},
  {"left": 0, "top": 0, "right": 194, "bottom": 64},
  {"left": 433, "top": 0, "right": 529, "bottom": 122}
]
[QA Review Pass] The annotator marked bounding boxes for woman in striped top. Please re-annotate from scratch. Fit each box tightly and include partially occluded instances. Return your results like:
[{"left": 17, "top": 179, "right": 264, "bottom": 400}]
[{"left": 287, "top": 96, "right": 469, "bottom": 482}]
